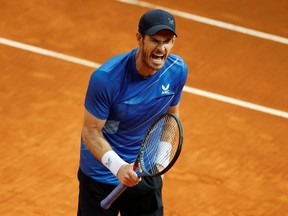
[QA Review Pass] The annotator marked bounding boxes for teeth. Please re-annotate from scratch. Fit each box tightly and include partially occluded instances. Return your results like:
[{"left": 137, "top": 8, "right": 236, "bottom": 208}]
[{"left": 152, "top": 54, "right": 164, "bottom": 60}]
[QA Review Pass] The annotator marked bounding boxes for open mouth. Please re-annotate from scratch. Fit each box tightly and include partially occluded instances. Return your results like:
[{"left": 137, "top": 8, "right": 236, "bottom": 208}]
[{"left": 151, "top": 54, "right": 164, "bottom": 63}]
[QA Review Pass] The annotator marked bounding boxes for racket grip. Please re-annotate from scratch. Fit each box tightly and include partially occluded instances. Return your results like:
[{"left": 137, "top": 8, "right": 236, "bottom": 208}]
[{"left": 100, "top": 183, "right": 128, "bottom": 209}]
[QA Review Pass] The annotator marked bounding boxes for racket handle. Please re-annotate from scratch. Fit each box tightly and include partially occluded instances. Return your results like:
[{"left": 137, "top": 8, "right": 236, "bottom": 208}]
[{"left": 100, "top": 183, "right": 128, "bottom": 209}]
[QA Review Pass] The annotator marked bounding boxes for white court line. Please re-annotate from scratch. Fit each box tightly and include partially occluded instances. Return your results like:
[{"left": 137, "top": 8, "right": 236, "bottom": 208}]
[
  {"left": 0, "top": 37, "right": 101, "bottom": 68},
  {"left": 184, "top": 86, "right": 288, "bottom": 119},
  {"left": 115, "top": 0, "right": 288, "bottom": 45},
  {"left": 1, "top": 37, "right": 287, "bottom": 119}
]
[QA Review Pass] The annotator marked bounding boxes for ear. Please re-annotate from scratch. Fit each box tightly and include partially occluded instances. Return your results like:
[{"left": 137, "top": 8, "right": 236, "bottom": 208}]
[
  {"left": 171, "top": 35, "right": 176, "bottom": 46},
  {"left": 136, "top": 32, "right": 143, "bottom": 45}
]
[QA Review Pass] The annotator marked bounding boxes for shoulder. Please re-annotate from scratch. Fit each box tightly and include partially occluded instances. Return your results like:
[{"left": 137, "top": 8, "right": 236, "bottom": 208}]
[
  {"left": 165, "top": 54, "right": 188, "bottom": 78},
  {"left": 98, "top": 49, "right": 136, "bottom": 73},
  {"left": 167, "top": 54, "right": 188, "bottom": 70},
  {"left": 89, "top": 49, "right": 135, "bottom": 84},
  {"left": 87, "top": 49, "right": 136, "bottom": 99}
]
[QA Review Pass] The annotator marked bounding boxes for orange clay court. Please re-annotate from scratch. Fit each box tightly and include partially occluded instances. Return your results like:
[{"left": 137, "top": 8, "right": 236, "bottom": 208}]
[{"left": 0, "top": 0, "right": 288, "bottom": 215}]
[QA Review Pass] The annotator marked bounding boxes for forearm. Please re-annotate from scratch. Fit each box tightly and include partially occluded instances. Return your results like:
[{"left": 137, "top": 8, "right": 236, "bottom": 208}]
[
  {"left": 156, "top": 106, "right": 180, "bottom": 169},
  {"left": 161, "top": 104, "right": 179, "bottom": 143},
  {"left": 81, "top": 125, "right": 111, "bottom": 161},
  {"left": 82, "top": 125, "right": 128, "bottom": 177}
]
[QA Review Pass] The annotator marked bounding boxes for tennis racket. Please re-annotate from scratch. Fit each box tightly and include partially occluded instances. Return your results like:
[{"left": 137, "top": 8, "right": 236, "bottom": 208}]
[{"left": 101, "top": 113, "right": 183, "bottom": 209}]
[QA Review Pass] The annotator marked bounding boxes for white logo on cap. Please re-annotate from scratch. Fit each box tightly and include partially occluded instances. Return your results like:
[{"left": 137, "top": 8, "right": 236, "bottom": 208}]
[{"left": 168, "top": 17, "right": 174, "bottom": 25}]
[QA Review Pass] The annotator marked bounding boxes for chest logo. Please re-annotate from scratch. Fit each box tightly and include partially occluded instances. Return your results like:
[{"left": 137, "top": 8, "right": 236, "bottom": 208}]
[{"left": 162, "top": 84, "right": 170, "bottom": 94}]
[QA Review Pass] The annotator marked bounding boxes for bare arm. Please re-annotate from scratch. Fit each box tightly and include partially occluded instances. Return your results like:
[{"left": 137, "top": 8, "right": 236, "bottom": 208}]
[
  {"left": 167, "top": 104, "right": 179, "bottom": 116},
  {"left": 156, "top": 104, "right": 180, "bottom": 178},
  {"left": 81, "top": 110, "right": 111, "bottom": 160},
  {"left": 81, "top": 109, "right": 140, "bottom": 186}
]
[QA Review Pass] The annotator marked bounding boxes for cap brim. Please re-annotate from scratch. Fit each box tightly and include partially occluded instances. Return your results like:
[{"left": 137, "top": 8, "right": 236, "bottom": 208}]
[{"left": 144, "top": 25, "right": 177, "bottom": 37}]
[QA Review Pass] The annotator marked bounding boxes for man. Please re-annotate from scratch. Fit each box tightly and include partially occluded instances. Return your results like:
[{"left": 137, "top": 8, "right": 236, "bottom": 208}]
[{"left": 78, "top": 9, "right": 188, "bottom": 216}]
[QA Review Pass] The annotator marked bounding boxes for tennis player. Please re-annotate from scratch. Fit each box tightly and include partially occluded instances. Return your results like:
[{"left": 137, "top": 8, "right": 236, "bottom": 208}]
[{"left": 77, "top": 9, "right": 188, "bottom": 216}]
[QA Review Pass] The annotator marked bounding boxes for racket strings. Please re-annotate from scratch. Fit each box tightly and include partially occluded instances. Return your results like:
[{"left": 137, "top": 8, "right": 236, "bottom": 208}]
[{"left": 140, "top": 116, "right": 180, "bottom": 175}]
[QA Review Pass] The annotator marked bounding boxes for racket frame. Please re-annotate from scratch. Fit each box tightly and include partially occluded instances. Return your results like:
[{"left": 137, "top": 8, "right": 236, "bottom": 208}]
[
  {"left": 100, "top": 113, "right": 183, "bottom": 209},
  {"left": 138, "top": 113, "right": 183, "bottom": 176}
]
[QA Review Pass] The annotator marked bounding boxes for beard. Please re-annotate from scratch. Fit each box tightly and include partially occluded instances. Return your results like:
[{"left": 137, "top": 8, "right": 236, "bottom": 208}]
[{"left": 140, "top": 47, "right": 166, "bottom": 71}]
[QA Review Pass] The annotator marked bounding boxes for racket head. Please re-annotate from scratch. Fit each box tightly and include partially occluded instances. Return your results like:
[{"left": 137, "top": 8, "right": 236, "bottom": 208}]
[{"left": 138, "top": 113, "right": 183, "bottom": 176}]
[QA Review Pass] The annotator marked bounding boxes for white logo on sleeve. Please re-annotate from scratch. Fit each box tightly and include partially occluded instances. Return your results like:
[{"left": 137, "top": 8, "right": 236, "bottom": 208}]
[{"left": 161, "top": 84, "right": 170, "bottom": 94}]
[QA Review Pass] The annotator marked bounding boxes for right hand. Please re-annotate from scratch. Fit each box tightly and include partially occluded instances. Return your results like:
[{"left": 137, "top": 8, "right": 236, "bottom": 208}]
[{"left": 117, "top": 163, "right": 141, "bottom": 187}]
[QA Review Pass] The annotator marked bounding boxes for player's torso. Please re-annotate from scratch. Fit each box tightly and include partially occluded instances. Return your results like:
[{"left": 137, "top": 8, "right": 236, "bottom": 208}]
[
  {"left": 109, "top": 70, "right": 176, "bottom": 132},
  {"left": 103, "top": 51, "right": 184, "bottom": 154}
]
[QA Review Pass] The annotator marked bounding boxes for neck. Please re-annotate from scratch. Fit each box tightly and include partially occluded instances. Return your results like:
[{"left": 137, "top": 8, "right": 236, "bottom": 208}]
[{"left": 135, "top": 49, "right": 156, "bottom": 78}]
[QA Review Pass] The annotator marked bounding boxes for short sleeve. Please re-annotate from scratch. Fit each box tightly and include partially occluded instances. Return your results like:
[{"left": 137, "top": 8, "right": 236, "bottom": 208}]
[
  {"left": 84, "top": 70, "right": 112, "bottom": 120},
  {"left": 170, "top": 58, "right": 188, "bottom": 106}
]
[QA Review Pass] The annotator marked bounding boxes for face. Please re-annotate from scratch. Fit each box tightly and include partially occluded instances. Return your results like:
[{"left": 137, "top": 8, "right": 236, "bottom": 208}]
[{"left": 137, "top": 30, "right": 176, "bottom": 72}]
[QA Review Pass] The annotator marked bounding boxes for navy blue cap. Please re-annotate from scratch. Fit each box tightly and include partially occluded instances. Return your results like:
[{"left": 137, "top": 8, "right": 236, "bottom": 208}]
[{"left": 138, "top": 9, "right": 177, "bottom": 36}]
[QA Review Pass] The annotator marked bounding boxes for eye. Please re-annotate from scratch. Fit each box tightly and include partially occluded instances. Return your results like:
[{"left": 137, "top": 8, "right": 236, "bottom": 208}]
[
  {"left": 164, "top": 38, "right": 172, "bottom": 44},
  {"left": 151, "top": 38, "right": 159, "bottom": 43}
]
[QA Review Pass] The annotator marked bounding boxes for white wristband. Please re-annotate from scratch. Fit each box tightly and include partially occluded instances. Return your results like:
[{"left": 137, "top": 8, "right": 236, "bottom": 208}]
[
  {"left": 155, "top": 141, "right": 172, "bottom": 167},
  {"left": 101, "top": 150, "right": 128, "bottom": 176}
]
